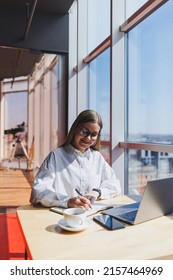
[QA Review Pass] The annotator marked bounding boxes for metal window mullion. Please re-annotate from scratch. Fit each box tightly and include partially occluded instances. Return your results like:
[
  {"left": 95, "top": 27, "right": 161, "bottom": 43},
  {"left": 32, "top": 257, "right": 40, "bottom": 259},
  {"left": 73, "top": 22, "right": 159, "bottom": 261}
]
[
  {"left": 119, "top": 0, "right": 168, "bottom": 33},
  {"left": 83, "top": 36, "right": 111, "bottom": 64},
  {"left": 119, "top": 142, "right": 173, "bottom": 154}
]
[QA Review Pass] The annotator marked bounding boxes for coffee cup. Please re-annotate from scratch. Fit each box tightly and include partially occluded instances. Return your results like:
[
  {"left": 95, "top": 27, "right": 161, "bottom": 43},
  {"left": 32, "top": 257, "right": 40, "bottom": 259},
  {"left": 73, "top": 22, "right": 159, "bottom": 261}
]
[{"left": 63, "top": 208, "right": 86, "bottom": 228}]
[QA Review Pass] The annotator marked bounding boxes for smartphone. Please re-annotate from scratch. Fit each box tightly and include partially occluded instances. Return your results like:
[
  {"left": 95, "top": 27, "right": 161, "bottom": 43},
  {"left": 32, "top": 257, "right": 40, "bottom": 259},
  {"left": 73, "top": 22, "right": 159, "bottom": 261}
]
[{"left": 93, "top": 214, "right": 125, "bottom": 230}]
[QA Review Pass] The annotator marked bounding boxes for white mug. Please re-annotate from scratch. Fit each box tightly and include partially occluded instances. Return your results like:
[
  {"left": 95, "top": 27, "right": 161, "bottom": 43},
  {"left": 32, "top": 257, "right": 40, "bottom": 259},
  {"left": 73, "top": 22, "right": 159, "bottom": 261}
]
[{"left": 63, "top": 208, "right": 86, "bottom": 228}]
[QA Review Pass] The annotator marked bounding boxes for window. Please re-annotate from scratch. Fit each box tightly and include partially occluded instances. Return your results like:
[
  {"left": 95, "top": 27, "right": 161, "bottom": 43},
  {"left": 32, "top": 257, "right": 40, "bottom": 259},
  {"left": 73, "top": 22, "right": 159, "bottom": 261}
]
[
  {"left": 4, "top": 90, "right": 27, "bottom": 158},
  {"left": 40, "top": 81, "right": 44, "bottom": 164},
  {"left": 88, "top": 48, "right": 111, "bottom": 162},
  {"left": 127, "top": 149, "right": 173, "bottom": 195},
  {"left": 125, "top": 0, "right": 173, "bottom": 194},
  {"left": 87, "top": 0, "right": 110, "bottom": 52},
  {"left": 127, "top": 1, "right": 173, "bottom": 143},
  {"left": 50, "top": 56, "right": 67, "bottom": 150},
  {"left": 125, "top": 0, "right": 148, "bottom": 18}
]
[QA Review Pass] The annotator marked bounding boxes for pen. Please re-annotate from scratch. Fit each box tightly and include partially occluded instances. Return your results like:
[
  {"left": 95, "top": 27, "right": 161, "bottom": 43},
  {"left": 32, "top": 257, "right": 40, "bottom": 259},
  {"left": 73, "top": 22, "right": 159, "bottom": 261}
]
[{"left": 75, "top": 188, "right": 92, "bottom": 209}]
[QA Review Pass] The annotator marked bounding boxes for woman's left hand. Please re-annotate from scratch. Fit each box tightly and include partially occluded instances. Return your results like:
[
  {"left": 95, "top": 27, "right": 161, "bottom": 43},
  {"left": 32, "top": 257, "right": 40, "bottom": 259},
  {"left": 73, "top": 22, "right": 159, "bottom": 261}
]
[{"left": 84, "top": 190, "right": 99, "bottom": 204}]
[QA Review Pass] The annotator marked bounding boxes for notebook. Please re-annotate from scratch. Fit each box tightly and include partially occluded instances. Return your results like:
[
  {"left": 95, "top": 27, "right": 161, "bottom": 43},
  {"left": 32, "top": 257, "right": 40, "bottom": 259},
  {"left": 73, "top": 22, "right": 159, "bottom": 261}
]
[
  {"left": 102, "top": 177, "right": 173, "bottom": 225},
  {"left": 50, "top": 202, "right": 114, "bottom": 217}
]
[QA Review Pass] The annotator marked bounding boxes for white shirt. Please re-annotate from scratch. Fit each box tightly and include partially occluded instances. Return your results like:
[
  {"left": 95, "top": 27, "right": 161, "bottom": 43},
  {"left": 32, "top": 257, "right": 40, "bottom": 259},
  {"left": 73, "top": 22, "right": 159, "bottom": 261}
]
[{"left": 30, "top": 144, "right": 121, "bottom": 207}]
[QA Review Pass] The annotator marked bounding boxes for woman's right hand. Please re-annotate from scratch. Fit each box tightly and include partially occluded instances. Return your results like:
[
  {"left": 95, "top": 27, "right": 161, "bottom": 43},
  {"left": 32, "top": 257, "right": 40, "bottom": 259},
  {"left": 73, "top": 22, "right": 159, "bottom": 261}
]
[{"left": 67, "top": 196, "right": 92, "bottom": 210}]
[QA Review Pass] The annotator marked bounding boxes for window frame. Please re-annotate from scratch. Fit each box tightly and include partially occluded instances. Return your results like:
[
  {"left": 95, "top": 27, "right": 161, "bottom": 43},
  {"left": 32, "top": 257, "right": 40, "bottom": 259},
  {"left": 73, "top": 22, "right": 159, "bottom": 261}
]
[{"left": 120, "top": 0, "right": 168, "bottom": 32}]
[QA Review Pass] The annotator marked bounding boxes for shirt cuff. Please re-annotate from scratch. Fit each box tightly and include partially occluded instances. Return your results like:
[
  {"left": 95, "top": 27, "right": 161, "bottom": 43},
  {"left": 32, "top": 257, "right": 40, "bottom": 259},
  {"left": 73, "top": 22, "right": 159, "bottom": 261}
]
[{"left": 92, "top": 188, "right": 101, "bottom": 198}]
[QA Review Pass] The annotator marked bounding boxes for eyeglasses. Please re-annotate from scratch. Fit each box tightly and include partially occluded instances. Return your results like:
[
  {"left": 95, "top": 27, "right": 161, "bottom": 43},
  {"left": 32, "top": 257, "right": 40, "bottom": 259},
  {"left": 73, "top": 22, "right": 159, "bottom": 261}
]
[{"left": 79, "top": 127, "right": 100, "bottom": 140}]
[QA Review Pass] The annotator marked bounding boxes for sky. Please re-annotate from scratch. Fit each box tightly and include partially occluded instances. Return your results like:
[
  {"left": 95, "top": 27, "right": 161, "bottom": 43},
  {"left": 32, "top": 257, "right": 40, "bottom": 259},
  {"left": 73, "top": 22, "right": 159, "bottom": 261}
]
[
  {"left": 4, "top": 92, "right": 27, "bottom": 130},
  {"left": 128, "top": 0, "right": 173, "bottom": 135}
]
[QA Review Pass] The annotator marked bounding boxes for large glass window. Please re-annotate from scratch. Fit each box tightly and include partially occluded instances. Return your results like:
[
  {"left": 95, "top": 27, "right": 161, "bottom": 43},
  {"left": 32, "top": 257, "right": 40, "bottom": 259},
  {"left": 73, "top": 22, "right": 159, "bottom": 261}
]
[
  {"left": 127, "top": 1, "right": 173, "bottom": 143},
  {"left": 50, "top": 65, "right": 58, "bottom": 150},
  {"left": 40, "top": 81, "right": 44, "bottom": 164},
  {"left": 127, "top": 149, "right": 173, "bottom": 195},
  {"left": 4, "top": 92, "right": 27, "bottom": 130},
  {"left": 126, "top": 1, "right": 173, "bottom": 194},
  {"left": 87, "top": 0, "right": 110, "bottom": 52},
  {"left": 50, "top": 56, "right": 67, "bottom": 150},
  {"left": 125, "top": 0, "right": 148, "bottom": 18},
  {"left": 88, "top": 48, "right": 110, "bottom": 162},
  {"left": 4, "top": 91, "right": 27, "bottom": 158}
]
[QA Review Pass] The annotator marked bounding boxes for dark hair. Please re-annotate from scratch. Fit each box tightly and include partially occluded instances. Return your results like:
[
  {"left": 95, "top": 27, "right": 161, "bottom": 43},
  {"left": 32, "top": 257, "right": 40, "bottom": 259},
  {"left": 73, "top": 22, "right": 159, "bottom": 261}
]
[{"left": 61, "top": 110, "right": 103, "bottom": 151}]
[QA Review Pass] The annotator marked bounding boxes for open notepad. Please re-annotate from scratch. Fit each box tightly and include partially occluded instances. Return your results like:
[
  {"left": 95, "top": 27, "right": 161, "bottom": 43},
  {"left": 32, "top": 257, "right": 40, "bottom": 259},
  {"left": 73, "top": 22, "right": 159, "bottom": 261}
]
[{"left": 50, "top": 202, "right": 114, "bottom": 217}]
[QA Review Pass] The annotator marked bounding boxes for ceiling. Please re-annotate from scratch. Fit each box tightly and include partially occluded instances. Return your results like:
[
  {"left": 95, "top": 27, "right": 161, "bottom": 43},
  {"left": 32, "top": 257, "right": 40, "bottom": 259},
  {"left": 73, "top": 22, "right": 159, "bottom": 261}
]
[{"left": 0, "top": 0, "right": 74, "bottom": 81}]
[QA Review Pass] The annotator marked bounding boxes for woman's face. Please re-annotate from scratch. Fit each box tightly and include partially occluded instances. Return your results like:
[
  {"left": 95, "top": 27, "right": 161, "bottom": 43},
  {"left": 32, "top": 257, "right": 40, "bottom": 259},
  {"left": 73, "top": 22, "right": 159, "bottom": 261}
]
[{"left": 73, "top": 122, "right": 100, "bottom": 152}]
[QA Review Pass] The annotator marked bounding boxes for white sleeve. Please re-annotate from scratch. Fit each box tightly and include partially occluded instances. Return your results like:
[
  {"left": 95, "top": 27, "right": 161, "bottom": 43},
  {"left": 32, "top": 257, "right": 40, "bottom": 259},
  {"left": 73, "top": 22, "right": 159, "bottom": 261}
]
[{"left": 30, "top": 152, "right": 70, "bottom": 208}]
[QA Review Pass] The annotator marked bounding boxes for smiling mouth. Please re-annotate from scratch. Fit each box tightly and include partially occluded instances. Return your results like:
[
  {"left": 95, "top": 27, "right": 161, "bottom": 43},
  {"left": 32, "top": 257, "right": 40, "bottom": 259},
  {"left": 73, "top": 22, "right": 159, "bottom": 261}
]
[{"left": 80, "top": 139, "right": 90, "bottom": 145}]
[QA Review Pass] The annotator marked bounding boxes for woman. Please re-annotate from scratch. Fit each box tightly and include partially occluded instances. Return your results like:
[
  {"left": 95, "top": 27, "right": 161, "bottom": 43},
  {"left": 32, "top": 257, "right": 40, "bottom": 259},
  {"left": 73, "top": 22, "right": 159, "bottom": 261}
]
[{"left": 30, "top": 110, "right": 121, "bottom": 209}]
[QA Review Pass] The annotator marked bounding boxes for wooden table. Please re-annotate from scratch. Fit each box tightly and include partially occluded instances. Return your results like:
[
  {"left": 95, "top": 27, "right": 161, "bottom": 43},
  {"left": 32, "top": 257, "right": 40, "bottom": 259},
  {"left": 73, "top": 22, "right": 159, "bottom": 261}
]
[{"left": 17, "top": 195, "right": 173, "bottom": 260}]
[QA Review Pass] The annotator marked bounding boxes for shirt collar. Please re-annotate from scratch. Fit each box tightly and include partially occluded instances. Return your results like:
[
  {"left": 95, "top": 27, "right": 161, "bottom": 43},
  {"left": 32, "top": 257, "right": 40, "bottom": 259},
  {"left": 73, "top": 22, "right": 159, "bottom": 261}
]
[{"left": 64, "top": 144, "right": 91, "bottom": 159}]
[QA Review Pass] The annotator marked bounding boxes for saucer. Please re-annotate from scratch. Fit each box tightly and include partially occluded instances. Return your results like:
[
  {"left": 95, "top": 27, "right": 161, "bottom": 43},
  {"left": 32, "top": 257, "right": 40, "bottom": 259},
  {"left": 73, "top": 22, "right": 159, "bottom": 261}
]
[{"left": 58, "top": 218, "right": 92, "bottom": 232}]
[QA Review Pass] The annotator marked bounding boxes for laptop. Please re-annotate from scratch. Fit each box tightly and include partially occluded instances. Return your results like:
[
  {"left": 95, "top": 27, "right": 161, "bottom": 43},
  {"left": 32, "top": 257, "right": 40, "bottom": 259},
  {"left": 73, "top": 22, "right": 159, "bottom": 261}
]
[{"left": 102, "top": 177, "right": 173, "bottom": 225}]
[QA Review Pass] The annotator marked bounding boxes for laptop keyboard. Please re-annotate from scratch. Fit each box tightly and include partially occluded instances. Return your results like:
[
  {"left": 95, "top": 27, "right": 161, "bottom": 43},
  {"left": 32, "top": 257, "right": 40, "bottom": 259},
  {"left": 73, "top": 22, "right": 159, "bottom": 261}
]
[{"left": 118, "top": 210, "right": 138, "bottom": 222}]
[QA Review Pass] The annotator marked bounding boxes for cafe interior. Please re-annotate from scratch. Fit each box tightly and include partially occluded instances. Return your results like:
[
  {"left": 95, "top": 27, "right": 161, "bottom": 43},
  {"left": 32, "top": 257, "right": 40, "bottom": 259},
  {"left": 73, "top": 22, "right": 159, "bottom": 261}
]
[{"left": 1, "top": 0, "right": 173, "bottom": 260}]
